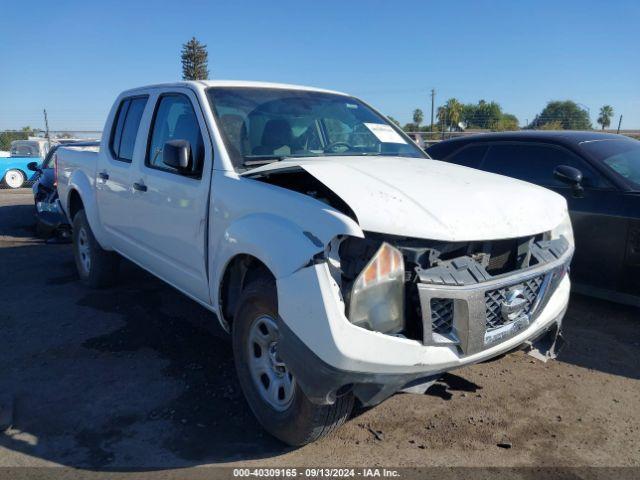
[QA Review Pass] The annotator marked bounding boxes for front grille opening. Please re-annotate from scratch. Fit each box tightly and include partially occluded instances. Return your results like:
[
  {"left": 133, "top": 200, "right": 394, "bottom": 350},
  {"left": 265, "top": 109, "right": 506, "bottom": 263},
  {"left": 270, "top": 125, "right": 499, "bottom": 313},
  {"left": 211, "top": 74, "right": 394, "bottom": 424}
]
[
  {"left": 485, "top": 237, "right": 540, "bottom": 276},
  {"left": 485, "top": 275, "right": 545, "bottom": 329},
  {"left": 430, "top": 298, "right": 454, "bottom": 335}
]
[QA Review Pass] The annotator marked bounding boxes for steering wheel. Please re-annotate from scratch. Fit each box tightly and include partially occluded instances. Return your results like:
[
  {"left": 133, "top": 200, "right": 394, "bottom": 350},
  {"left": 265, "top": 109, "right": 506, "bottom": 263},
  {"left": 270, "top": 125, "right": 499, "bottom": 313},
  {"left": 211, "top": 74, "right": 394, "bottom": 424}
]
[{"left": 324, "top": 142, "right": 353, "bottom": 154}]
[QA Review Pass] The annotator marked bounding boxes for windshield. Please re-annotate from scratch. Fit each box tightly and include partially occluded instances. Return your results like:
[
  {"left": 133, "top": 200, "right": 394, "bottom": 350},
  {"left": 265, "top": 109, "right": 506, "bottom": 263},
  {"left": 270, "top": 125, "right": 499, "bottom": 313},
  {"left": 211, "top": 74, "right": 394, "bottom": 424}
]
[
  {"left": 206, "top": 87, "right": 425, "bottom": 170},
  {"left": 580, "top": 138, "right": 640, "bottom": 190}
]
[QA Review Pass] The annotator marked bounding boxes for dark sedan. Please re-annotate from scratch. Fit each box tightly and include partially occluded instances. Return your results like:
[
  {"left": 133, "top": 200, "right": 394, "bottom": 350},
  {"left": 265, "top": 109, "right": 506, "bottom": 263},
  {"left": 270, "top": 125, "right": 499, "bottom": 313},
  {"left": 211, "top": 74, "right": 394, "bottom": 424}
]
[{"left": 427, "top": 131, "right": 640, "bottom": 306}]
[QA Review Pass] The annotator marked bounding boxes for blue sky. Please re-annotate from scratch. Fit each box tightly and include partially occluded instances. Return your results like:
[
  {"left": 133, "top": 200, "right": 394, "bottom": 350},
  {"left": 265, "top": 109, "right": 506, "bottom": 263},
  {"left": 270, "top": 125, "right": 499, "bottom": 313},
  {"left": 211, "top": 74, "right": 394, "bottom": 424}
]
[{"left": 1, "top": 0, "right": 638, "bottom": 131}]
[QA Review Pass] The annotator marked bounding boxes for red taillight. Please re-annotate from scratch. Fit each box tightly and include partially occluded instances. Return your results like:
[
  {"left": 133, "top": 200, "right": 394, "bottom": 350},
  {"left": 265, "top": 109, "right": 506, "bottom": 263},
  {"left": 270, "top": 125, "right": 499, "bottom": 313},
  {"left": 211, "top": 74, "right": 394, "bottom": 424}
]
[{"left": 53, "top": 153, "right": 58, "bottom": 187}]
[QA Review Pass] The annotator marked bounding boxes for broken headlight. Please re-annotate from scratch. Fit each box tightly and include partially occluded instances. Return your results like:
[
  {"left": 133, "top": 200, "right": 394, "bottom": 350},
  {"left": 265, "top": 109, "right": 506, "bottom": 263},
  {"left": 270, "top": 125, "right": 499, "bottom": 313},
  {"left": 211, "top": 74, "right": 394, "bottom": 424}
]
[
  {"left": 550, "top": 210, "right": 574, "bottom": 248},
  {"left": 348, "top": 242, "right": 405, "bottom": 334}
]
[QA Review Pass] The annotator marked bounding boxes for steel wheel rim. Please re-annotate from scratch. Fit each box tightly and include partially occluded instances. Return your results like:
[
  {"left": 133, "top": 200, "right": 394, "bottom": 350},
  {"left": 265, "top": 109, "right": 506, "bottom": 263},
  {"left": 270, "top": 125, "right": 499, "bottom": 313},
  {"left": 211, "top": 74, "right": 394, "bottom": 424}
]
[
  {"left": 77, "top": 227, "right": 91, "bottom": 275},
  {"left": 247, "top": 315, "right": 295, "bottom": 412},
  {"left": 5, "top": 170, "right": 24, "bottom": 189}
]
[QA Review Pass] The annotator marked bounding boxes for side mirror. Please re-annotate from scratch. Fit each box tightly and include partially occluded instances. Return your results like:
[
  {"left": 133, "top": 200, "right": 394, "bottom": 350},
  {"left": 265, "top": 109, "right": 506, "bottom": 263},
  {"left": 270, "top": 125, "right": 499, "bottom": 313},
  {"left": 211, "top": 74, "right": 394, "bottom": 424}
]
[
  {"left": 27, "top": 161, "right": 40, "bottom": 172},
  {"left": 554, "top": 165, "right": 584, "bottom": 197},
  {"left": 162, "top": 139, "right": 192, "bottom": 171}
]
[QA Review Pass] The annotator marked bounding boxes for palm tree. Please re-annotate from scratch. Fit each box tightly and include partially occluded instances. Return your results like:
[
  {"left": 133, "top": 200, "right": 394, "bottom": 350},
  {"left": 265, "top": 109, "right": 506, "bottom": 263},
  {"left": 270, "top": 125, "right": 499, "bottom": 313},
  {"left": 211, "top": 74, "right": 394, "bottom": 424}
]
[
  {"left": 413, "top": 109, "right": 424, "bottom": 130},
  {"left": 436, "top": 106, "right": 447, "bottom": 130},
  {"left": 444, "top": 98, "right": 463, "bottom": 131},
  {"left": 597, "top": 105, "right": 614, "bottom": 130}
]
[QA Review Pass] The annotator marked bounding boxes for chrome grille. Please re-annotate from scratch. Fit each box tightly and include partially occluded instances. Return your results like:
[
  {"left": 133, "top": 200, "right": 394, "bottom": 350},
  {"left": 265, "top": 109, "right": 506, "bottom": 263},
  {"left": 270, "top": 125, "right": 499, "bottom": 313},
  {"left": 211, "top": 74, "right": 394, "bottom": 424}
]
[
  {"left": 485, "top": 275, "right": 544, "bottom": 329},
  {"left": 430, "top": 298, "right": 454, "bottom": 334}
]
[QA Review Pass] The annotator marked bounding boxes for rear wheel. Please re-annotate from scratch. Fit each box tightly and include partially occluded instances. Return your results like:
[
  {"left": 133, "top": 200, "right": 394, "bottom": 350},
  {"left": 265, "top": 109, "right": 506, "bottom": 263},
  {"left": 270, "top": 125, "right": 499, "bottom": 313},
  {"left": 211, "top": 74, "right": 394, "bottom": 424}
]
[
  {"left": 3, "top": 169, "right": 25, "bottom": 189},
  {"left": 233, "top": 273, "right": 354, "bottom": 446},
  {"left": 72, "top": 210, "right": 120, "bottom": 288}
]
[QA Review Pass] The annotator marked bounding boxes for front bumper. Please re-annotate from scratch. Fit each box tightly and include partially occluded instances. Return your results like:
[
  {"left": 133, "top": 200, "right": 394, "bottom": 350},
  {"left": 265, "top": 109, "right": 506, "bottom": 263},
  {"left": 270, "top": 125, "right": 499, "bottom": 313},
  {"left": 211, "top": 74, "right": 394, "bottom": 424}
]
[
  {"left": 278, "top": 312, "right": 565, "bottom": 406},
  {"left": 276, "top": 253, "right": 571, "bottom": 405},
  {"left": 34, "top": 198, "right": 71, "bottom": 237}
]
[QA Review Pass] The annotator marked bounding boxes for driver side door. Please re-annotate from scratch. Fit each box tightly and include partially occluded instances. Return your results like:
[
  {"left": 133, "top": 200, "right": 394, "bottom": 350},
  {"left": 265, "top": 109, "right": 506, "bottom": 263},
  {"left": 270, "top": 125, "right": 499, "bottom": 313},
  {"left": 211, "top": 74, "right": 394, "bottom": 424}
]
[{"left": 126, "top": 89, "right": 213, "bottom": 304}]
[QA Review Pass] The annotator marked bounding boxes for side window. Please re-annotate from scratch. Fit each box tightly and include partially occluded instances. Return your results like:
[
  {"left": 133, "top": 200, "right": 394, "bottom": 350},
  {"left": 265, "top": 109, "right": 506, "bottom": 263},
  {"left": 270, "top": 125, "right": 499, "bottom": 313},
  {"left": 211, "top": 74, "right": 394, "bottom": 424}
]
[
  {"left": 447, "top": 144, "right": 488, "bottom": 168},
  {"left": 146, "top": 94, "right": 204, "bottom": 176},
  {"left": 109, "top": 96, "right": 148, "bottom": 162},
  {"left": 110, "top": 100, "right": 129, "bottom": 158},
  {"left": 482, "top": 143, "right": 609, "bottom": 188}
]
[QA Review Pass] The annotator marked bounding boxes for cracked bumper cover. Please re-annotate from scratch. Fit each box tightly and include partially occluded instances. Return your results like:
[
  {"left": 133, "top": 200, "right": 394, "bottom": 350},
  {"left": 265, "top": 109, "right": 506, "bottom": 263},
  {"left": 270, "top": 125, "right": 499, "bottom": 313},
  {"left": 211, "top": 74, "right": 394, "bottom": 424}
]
[{"left": 276, "top": 261, "right": 570, "bottom": 406}]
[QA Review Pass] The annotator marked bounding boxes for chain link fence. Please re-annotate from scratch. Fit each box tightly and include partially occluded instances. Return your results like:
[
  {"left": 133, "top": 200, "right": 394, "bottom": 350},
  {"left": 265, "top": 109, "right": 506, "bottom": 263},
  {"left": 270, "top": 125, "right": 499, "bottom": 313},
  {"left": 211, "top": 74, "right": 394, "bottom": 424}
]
[{"left": 1, "top": 124, "right": 638, "bottom": 188}]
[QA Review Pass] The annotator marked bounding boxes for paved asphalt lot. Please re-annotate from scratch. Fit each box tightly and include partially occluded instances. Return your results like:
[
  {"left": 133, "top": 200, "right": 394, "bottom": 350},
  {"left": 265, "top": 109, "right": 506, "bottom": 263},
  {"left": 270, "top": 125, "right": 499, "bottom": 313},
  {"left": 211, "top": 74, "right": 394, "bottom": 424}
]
[{"left": 0, "top": 188, "right": 639, "bottom": 471}]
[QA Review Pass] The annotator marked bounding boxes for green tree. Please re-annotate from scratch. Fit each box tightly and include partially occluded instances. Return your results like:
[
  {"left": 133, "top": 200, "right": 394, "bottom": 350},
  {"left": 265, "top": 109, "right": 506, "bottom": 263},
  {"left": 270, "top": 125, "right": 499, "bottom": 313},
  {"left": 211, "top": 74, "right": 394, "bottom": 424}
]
[
  {"left": 436, "top": 106, "right": 447, "bottom": 130},
  {"left": 538, "top": 120, "right": 564, "bottom": 130},
  {"left": 436, "top": 99, "right": 464, "bottom": 131},
  {"left": 0, "top": 127, "right": 38, "bottom": 151},
  {"left": 446, "top": 98, "right": 463, "bottom": 129},
  {"left": 597, "top": 105, "right": 614, "bottom": 130},
  {"left": 181, "top": 37, "right": 209, "bottom": 80},
  {"left": 496, "top": 113, "right": 519, "bottom": 131},
  {"left": 412, "top": 109, "right": 424, "bottom": 130},
  {"left": 530, "top": 101, "right": 591, "bottom": 130},
  {"left": 462, "top": 100, "right": 504, "bottom": 129}
]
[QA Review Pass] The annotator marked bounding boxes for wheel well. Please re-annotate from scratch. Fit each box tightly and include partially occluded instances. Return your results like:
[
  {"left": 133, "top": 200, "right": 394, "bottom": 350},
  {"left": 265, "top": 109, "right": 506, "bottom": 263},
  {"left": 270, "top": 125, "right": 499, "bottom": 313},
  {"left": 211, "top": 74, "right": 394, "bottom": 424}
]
[
  {"left": 219, "top": 255, "right": 275, "bottom": 328},
  {"left": 68, "top": 190, "right": 84, "bottom": 220}
]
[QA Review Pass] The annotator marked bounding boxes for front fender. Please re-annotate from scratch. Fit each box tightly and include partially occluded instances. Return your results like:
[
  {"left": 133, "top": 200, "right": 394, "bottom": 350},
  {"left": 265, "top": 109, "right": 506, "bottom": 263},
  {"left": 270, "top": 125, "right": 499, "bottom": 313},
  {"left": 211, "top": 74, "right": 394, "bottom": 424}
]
[
  {"left": 215, "top": 212, "right": 330, "bottom": 281},
  {"left": 210, "top": 209, "right": 363, "bottom": 317}
]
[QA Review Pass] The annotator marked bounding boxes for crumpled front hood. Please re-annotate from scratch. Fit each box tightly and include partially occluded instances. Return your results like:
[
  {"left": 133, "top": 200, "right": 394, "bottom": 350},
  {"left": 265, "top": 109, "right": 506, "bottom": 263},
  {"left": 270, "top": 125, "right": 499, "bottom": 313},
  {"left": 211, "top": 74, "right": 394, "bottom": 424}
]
[{"left": 248, "top": 156, "right": 568, "bottom": 242}]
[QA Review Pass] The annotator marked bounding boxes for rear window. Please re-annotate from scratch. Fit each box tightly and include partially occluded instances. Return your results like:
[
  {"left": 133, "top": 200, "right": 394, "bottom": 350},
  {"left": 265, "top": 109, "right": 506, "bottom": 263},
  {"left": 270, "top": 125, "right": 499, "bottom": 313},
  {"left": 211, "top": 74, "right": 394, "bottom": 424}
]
[
  {"left": 110, "top": 96, "right": 148, "bottom": 162},
  {"left": 447, "top": 144, "right": 488, "bottom": 168}
]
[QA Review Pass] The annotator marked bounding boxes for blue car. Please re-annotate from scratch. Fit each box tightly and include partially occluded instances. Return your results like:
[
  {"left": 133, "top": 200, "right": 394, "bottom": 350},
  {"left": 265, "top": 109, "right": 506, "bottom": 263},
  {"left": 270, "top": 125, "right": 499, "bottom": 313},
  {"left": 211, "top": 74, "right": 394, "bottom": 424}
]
[{"left": 1, "top": 139, "right": 49, "bottom": 189}]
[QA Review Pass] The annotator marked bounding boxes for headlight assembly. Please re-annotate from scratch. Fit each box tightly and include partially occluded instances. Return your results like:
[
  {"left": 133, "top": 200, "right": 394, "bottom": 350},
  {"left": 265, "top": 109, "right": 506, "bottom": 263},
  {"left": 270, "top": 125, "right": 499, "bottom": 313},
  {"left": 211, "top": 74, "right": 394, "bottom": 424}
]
[{"left": 347, "top": 242, "right": 405, "bottom": 334}]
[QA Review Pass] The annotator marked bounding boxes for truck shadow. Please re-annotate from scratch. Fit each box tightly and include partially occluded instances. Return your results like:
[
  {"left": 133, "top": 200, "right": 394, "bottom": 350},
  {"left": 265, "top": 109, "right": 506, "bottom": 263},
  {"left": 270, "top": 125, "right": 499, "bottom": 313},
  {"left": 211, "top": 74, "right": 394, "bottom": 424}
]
[
  {"left": 557, "top": 293, "right": 640, "bottom": 380},
  {"left": 0, "top": 203, "right": 37, "bottom": 239},
  {"left": 0, "top": 251, "right": 292, "bottom": 469}
]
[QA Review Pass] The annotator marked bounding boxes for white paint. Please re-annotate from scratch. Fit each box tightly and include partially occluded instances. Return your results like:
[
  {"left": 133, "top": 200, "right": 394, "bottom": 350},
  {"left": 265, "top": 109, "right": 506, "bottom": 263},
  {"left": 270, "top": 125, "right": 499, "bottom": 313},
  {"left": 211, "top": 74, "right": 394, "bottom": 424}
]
[{"left": 249, "top": 156, "right": 568, "bottom": 241}]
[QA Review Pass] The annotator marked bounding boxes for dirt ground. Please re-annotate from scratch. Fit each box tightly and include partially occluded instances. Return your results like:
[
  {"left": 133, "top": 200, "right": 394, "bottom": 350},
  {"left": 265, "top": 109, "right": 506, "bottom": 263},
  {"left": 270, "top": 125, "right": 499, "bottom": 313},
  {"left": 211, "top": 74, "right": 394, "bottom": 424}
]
[{"left": 0, "top": 189, "right": 639, "bottom": 471}]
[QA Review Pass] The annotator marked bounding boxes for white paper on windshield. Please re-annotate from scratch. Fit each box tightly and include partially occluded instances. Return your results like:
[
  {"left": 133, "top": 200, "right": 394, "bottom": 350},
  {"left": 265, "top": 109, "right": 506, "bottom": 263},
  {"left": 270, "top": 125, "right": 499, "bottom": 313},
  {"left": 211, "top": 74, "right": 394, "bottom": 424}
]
[{"left": 364, "top": 123, "right": 407, "bottom": 144}]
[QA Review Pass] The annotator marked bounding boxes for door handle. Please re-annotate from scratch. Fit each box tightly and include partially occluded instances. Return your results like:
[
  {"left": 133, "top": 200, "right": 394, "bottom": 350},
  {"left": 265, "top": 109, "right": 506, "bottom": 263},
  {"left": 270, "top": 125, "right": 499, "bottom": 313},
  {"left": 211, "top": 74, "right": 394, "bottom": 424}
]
[
  {"left": 132, "top": 182, "right": 147, "bottom": 192},
  {"left": 98, "top": 171, "right": 109, "bottom": 181}
]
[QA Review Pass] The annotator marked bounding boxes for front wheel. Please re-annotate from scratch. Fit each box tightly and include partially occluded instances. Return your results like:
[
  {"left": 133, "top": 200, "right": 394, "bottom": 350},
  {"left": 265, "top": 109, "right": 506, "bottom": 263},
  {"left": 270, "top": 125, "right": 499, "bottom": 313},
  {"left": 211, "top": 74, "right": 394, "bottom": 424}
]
[
  {"left": 3, "top": 169, "right": 26, "bottom": 189},
  {"left": 233, "top": 273, "right": 354, "bottom": 446},
  {"left": 72, "top": 209, "right": 120, "bottom": 288}
]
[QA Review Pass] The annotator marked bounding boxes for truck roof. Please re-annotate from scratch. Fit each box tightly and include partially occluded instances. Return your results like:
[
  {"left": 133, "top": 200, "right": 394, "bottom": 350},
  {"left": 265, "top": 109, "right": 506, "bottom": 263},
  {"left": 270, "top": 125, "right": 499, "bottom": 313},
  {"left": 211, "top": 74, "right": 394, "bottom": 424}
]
[{"left": 121, "top": 80, "right": 348, "bottom": 97}]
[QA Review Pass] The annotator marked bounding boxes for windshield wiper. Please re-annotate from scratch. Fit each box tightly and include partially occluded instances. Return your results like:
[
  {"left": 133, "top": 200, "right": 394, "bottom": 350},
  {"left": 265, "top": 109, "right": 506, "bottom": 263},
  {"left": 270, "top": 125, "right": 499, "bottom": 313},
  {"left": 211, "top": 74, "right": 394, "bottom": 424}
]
[{"left": 242, "top": 156, "right": 286, "bottom": 167}]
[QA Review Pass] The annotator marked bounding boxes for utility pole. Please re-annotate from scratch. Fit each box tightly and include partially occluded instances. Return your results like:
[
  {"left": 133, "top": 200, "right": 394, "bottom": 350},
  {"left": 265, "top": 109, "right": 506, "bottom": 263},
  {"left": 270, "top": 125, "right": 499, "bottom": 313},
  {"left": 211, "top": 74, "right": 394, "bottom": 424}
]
[
  {"left": 430, "top": 88, "right": 435, "bottom": 133},
  {"left": 43, "top": 109, "right": 51, "bottom": 149},
  {"left": 617, "top": 115, "right": 623, "bottom": 134}
]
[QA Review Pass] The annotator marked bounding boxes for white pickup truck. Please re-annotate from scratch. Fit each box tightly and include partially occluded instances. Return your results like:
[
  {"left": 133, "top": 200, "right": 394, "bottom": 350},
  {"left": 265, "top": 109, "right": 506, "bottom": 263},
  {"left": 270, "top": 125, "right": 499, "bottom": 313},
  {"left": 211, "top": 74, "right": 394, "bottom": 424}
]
[{"left": 56, "top": 81, "right": 573, "bottom": 445}]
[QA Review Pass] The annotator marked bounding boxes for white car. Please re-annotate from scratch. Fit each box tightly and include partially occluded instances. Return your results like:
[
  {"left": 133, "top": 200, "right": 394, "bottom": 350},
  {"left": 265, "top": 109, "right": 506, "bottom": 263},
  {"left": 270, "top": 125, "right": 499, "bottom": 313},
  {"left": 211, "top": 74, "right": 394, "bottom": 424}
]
[{"left": 56, "top": 81, "right": 573, "bottom": 445}]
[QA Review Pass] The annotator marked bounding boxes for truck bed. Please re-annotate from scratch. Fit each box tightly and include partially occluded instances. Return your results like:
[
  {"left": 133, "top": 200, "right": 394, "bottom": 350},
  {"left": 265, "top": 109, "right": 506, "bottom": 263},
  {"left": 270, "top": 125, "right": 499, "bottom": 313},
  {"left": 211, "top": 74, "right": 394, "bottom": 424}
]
[{"left": 56, "top": 145, "right": 100, "bottom": 200}]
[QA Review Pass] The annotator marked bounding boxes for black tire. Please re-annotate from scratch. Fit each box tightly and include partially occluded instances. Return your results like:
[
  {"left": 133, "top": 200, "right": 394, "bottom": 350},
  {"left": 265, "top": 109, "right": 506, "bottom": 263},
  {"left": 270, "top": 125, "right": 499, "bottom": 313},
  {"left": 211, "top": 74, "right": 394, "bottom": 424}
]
[
  {"left": 232, "top": 274, "right": 354, "bottom": 446},
  {"left": 72, "top": 209, "right": 120, "bottom": 288}
]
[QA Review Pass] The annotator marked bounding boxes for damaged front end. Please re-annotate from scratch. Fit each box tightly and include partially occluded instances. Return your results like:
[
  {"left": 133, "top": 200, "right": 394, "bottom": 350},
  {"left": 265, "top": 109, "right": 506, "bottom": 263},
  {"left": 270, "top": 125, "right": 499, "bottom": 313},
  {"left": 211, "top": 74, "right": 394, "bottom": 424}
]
[
  {"left": 337, "top": 232, "right": 572, "bottom": 354},
  {"left": 247, "top": 163, "right": 573, "bottom": 407}
]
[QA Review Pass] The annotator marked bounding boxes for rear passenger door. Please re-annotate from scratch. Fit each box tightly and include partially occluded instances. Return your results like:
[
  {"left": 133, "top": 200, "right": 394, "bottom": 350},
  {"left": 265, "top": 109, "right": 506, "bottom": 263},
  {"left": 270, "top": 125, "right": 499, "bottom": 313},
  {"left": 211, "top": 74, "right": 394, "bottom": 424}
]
[
  {"left": 96, "top": 95, "right": 148, "bottom": 251},
  {"left": 126, "top": 88, "right": 213, "bottom": 304},
  {"left": 480, "top": 142, "right": 626, "bottom": 292}
]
